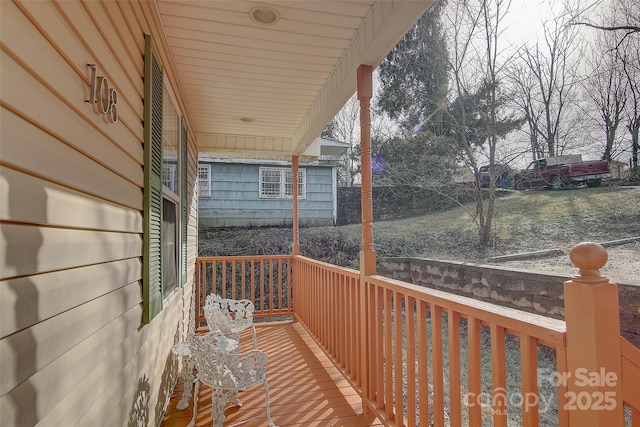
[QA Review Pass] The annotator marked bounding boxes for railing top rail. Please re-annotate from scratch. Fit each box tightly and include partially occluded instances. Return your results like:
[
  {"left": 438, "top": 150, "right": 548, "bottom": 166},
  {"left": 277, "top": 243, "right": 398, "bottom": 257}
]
[
  {"left": 621, "top": 336, "right": 640, "bottom": 411},
  {"left": 197, "top": 255, "right": 293, "bottom": 262},
  {"left": 367, "top": 274, "right": 566, "bottom": 347},
  {"left": 294, "top": 255, "right": 360, "bottom": 278},
  {"left": 622, "top": 337, "right": 640, "bottom": 366}
]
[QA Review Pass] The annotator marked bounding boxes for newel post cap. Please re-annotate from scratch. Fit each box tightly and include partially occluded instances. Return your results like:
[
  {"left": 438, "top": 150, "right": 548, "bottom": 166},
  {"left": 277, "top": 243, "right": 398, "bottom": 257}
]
[{"left": 569, "top": 242, "right": 608, "bottom": 283}]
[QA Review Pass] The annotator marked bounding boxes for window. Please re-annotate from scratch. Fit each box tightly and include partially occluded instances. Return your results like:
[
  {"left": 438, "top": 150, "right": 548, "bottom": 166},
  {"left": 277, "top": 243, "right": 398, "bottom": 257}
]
[
  {"left": 163, "top": 83, "right": 180, "bottom": 196},
  {"left": 161, "top": 81, "right": 181, "bottom": 298},
  {"left": 162, "top": 198, "right": 178, "bottom": 295},
  {"left": 198, "top": 164, "right": 212, "bottom": 197},
  {"left": 259, "top": 167, "right": 305, "bottom": 199}
]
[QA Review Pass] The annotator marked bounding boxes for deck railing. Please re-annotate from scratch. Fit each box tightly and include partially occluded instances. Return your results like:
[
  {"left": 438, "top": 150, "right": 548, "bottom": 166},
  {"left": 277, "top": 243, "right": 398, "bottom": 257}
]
[
  {"left": 622, "top": 337, "right": 640, "bottom": 424},
  {"left": 195, "top": 244, "right": 639, "bottom": 426},
  {"left": 294, "top": 256, "right": 568, "bottom": 426},
  {"left": 365, "top": 274, "right": 570, "bottom": 427},
  {"left": 195, "top": 256, "right": 293, "bottom": 326},
  {"left": 293, "top": 256, "right": 363, "bottom": 387}
]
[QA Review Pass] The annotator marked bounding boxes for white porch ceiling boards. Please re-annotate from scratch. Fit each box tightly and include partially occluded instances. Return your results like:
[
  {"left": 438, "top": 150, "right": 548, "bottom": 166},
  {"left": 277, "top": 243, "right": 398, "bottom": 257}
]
[{"left": 156, "top": 0, "right": 434, "bottom": 161}]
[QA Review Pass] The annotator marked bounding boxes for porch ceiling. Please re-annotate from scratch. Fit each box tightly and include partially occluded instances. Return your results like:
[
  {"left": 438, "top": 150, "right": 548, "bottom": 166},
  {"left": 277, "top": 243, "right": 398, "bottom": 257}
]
[{"left": 156, "top": 0, "right": 434, "bottom": 161}]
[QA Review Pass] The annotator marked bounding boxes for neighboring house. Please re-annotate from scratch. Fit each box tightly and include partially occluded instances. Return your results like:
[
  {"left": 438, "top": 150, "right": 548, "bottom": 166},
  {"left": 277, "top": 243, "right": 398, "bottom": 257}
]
[
  {"left": 198, "top": 139, "right": 349, "bottom": 228},
  {"left": 1, "top": 2, "right": 432, "bottom": 426}
]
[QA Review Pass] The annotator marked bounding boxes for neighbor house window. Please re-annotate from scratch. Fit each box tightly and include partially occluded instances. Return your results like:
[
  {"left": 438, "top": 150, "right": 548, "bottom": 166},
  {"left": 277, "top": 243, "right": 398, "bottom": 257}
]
[
  {"left": 198, "top": 164, "right": 212, "bottom": 197},
  {"left": 259, "top": 167, "right": 305, "bottom": 199},
  {"left": 163, "top": 164, "right": 176, "bottom": 190}
]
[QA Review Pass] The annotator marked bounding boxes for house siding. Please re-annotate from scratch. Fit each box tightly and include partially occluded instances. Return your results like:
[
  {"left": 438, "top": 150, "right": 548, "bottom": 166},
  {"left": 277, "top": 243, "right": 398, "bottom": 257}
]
[
  {"left": 0, "top": 1, "right": 198, "bottom": 426},
  {"left": 199, "top": 162, "right": 337, "bottom": 228}
]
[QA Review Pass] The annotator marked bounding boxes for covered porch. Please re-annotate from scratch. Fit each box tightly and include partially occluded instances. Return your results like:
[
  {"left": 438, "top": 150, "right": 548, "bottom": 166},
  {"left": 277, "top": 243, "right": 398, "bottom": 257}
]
[{"left": 4, "top": 1, "right": 638, "bottom": 426}]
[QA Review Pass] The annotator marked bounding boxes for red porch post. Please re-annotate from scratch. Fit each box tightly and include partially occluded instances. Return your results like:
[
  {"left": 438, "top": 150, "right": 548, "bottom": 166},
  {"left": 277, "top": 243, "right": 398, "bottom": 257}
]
[
  {"left": 564, "top": 242, "right": 624, "bottom": 426},
  {"left": 292, "top": 156, "right": 300, "bottom": 255},
  {"left": 358, "top": 64, "right": 375, "bottom": 414},
  {"left": 358, "top": 65, "right": 376, "bottom": 276}
]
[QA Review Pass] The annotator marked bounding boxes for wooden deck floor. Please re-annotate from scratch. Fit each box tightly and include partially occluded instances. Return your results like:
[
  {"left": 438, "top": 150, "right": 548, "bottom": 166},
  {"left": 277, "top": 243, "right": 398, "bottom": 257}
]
[{"left": 161, "top": 320, "right": 382, "bottom": 427}]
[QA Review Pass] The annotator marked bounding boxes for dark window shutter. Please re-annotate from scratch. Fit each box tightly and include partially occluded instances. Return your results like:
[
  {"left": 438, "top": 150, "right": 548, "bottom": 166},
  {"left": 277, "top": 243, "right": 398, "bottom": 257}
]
[
  {"left": 181, "top": 121, "right": 188, "bottom": 285},
  {"left": 143, "top": 34, "right": 163, "bottom": 324}
]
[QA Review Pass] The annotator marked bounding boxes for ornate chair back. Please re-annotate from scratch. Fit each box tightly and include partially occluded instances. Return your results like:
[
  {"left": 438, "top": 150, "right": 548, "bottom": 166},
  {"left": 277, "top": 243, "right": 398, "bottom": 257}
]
[{"left": 204, "top": 294, "right": 257, "bottom": 348}]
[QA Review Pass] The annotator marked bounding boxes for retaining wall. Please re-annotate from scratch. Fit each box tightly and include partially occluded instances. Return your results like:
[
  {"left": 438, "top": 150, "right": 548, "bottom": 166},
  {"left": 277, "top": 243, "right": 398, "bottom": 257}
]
[{"left": 378, "top": 257, "right": 640, "bottom": 348}]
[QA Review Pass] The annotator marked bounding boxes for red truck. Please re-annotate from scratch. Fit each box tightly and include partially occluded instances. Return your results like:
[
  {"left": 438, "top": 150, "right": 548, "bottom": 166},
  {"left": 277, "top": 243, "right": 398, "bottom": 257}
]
[{"left": 513, "top": 155, "right": 610, "bottom": 190}]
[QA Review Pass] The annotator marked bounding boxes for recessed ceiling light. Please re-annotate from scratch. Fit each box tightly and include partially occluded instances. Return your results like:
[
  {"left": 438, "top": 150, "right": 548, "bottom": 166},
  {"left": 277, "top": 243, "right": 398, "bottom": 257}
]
[
  {"left": 240, "top": 117, "right": 255, "bottom": 123},
  {"left": 249, "top": 5, "right": 280, "bottom": 26}
]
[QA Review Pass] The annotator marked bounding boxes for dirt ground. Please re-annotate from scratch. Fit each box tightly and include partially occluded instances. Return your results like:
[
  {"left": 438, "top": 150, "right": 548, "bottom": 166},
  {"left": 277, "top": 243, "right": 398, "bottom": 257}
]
[{"left": 497, "top": 241, "right": 640, "bottom": 286}]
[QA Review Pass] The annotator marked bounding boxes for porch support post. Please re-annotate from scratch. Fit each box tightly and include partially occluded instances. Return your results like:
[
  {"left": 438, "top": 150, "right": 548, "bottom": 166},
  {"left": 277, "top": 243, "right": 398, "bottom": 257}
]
[
  {"left": 564, "top": 242, "right": 623, "bottom": 426},
  {"left": 357, "top": 64, "right": 375, "bottom": 415},
  {"left": 357, "top": 64, "right": 376, "bottom": 276},
  {"left": 292, "top": 156, "right": 300, "bottom": 255}
]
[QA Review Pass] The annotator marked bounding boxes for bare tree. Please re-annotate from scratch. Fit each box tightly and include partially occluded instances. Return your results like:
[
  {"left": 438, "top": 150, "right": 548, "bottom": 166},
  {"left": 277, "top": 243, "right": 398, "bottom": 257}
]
[
  {"left": 578, "top": 0, "right": 640, "bottom": 174},
  {"left": 510, "top": 59, "right": 545, "bottom": 159},
  {"left": 327, "top": 84, "right": 399, "bottom": 186},
  {"left": 622, "top": 39, "right": 640, "bottom": 174},
  {"left": 615, "top": 1, "right": 640, "bottom": 175},
  {"left": 584, "top": 30, "right": 627, "bottom": 161},
  {"left": 572, "top": 0, "right": 639, "bottom": 43},
  {"left": 444, "top": 0, "right": 520, "bottom": 246},
  {"left": 327, "top": 95, "right": 360, "bottom": 186},
  {"left": 514, "top": 9, "right": 586, "bottom": 159}
]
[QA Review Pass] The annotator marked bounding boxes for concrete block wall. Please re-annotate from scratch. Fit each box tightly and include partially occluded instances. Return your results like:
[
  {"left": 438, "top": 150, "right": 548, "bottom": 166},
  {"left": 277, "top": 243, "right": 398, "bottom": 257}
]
[{"left": 378, "top": 257, "right": 640, "bottom": 348}]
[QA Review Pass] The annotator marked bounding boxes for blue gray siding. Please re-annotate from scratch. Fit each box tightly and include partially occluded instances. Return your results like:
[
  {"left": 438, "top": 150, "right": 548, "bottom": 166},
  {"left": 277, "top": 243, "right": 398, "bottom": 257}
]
[{"left": 199, "top": 162, "right": 336, "bottom": 227}]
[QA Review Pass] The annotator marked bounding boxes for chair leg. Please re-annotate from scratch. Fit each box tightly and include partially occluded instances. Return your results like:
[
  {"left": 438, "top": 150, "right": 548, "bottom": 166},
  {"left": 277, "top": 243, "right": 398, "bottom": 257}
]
[
  {"left": 177, "top": 357, "right": 196, "bottom": 410},
  {"left": 263, "top": 379, "right": 276, "bottom": 427},
  {"left": 211, "top": 389, "right": 227, "bottom": 427},
  {"left": 185, "top": 380, "right": 200, "bottom": 427},
  {"left": 226, "top": 389, "right": 242, "bottom": 408}
]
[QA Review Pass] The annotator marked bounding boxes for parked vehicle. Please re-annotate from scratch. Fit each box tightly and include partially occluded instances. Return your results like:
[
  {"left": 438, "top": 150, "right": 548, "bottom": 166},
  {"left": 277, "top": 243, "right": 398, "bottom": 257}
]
[
  {"left": 513, "top": 156, "right": 610, "bottom": 190},
  {"left": 479, "top": 163, "right": 514, "bottom": 188}
]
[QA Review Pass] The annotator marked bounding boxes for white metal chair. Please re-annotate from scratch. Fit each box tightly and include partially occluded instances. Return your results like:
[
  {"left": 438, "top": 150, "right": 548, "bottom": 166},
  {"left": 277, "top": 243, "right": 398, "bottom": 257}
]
[
  {"left": 189, "top": 333, "right": 276, "bottom": 427},
  {"left": 204, "top": 294, "right": 257, "bottom": 348}
]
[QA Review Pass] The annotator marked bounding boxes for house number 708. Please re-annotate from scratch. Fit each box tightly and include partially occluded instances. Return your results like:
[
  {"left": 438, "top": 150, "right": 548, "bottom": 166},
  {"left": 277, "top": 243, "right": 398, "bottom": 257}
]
[{"left": 86, "top": 63, "right": 118, "bottom": 123}]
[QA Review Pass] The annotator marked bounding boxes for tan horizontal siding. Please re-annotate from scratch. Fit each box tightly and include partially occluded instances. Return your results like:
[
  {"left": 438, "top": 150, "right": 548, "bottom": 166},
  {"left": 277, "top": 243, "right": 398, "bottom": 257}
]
[
  {"left": 0, "top": 1, "right": 199, "bottom": 426},
  {"left": 81, "top": 0, "right": 145, "bottom": 104},
  {"left": 1, "top": 107, "right": 142, "bottom": 210},
  {"left": 0, "top": 281, "right": 141, "bottom": 395},
  {"left": 0, "top": 224, "right": 141, "bottom": 280},
  {"left": 0, "top": 306, "right": 142, "bottom": 427},
  {"left": 0, "top": 258, "right": 142, "bottom": 338},
  {"left": 15, "top": 0, "right": 144, "bottom": 136},
  {"left": 79, "top": 291, "right": 185, "bottom": 426},
  {"left": 0, "top": 167, "right": 142, "bottom": 232},
  {"left": 2, "top": 1, "right": 144, "bottom": 166}
]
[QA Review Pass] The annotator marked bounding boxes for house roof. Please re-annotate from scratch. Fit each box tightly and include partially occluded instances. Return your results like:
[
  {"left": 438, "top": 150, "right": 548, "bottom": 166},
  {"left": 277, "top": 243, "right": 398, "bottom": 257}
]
[
  {"left": 319, "top": 138, "right": 350, "bottom": 156},
  {"left": 199, "top": 137, "right": 349, "bottom": 165},
  {"left": 156, "top": 0, "right": 434, "bottom": 162}
]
